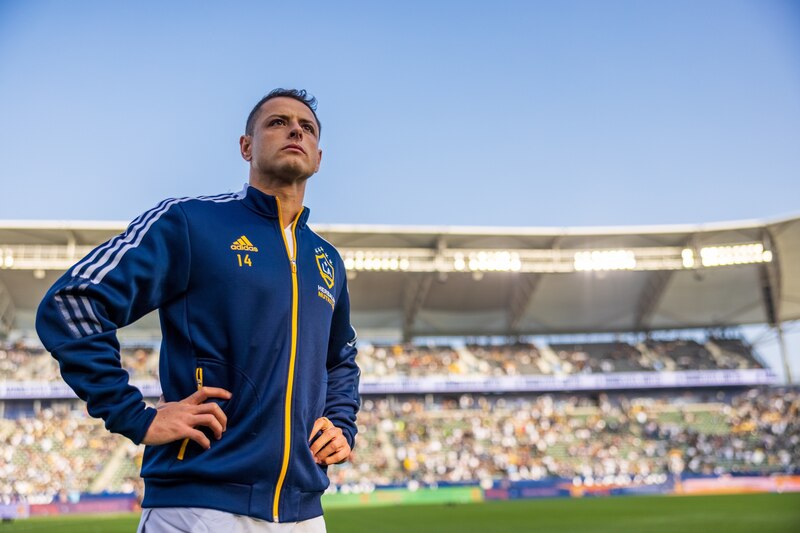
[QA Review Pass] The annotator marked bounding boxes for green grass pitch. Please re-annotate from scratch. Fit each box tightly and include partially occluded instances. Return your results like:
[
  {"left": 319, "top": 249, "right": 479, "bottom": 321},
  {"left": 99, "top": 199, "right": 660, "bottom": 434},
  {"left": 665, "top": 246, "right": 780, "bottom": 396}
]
[{"left": 2, "top": 493, "right": 799, "bottom": 532}]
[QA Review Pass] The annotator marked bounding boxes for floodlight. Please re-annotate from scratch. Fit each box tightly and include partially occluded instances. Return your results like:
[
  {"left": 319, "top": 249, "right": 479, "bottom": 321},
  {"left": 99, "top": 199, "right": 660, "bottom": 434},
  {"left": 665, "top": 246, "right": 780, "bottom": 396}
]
[
  {"left": 573, "top": 250, "right": 636, "bottom": 271},
  {"left": 699, "top": 243, "right": 772, "bottom": 267},
  {"left": 681, "top": 249, "right": 695, "bottom": 268},
  {"left": 464, "top": 250, "right": 522, "bottom": 271}
]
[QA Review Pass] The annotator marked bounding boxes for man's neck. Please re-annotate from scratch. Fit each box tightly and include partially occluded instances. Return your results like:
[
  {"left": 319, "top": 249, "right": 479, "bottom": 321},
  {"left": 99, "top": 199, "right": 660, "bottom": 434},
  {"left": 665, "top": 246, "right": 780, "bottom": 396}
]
[{"left": 249, "top": 175, "right": 307, "bottom": 226}]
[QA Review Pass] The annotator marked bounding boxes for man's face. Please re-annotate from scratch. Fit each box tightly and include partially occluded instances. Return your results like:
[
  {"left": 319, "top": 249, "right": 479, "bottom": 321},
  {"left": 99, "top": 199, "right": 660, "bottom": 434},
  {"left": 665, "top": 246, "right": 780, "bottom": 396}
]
[{"left": 240, "top": 97, "right": 322, "bottom": 183}]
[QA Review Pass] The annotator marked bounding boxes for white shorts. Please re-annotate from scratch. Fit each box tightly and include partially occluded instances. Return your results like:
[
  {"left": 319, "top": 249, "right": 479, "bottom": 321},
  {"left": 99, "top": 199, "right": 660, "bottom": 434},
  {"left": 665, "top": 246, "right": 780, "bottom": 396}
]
[{"left": 137, "top": 507, "right": 327, "bottom": 533}]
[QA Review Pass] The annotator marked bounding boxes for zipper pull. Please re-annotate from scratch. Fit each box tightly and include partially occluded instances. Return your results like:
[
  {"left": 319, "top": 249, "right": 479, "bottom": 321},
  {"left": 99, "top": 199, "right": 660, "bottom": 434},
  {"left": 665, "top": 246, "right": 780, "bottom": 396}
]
[
  {"left": 291, "top": 259, "right": 297, "bottom": 273},
  {"left": 177, "top": 366, "right": 205, "bottom": 461}
]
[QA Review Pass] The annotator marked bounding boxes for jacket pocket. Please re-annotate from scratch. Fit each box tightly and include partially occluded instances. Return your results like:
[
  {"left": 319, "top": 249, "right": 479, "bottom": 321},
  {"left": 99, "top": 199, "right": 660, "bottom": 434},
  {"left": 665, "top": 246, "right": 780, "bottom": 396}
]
[{"left": 175, "top": 358, "right": 263, "bottom": 461}]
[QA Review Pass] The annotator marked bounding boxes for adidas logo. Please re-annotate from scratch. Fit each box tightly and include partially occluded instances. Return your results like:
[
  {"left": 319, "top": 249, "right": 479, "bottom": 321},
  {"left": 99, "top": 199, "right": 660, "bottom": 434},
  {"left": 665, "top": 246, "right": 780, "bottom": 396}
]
[{"left": 230, "top": 235, "right": 259, "bottom": 252}]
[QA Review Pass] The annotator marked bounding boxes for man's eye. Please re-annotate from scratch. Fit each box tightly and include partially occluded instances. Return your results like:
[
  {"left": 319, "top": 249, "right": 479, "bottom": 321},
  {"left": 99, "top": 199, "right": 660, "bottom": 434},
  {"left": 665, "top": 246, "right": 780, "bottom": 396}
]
[
  {"left": 269, "top": 119, "right": 285, "bottom": 126},
  {"left": 303, "top": 124, "right": 315, "bottom": 134}
]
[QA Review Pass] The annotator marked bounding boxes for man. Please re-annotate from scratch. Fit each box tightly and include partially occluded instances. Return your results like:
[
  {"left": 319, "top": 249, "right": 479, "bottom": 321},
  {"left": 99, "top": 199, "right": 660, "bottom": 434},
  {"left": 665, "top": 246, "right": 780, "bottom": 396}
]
[{"left": 36, "top": 89, "right": 360, "bottom": 532}]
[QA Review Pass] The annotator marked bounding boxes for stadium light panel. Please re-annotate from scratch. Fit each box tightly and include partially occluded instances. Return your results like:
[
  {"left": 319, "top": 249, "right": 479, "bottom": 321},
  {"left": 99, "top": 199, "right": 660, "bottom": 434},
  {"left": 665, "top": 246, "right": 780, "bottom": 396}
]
[
  {"left": 453, "top": 253, "right": 466, "bottom": 271},
  {"left": 699, "top": 243, "right": 772, "bottom": 267},
  {"left": 310, "top": 242, "right": 772, "bottom": 274},
  {"left": 343, "top": 250, "right": 414, "bottom": 271},
  {"left": 573, "top": 250, "right": 636, "bottom": 271},
  {"left": 681, "top": 249, "right": 695, "bottom": 268},
  {"left": 0, "top": 243, "right": 774, "bottom": 274},
  {"left": 464, "top": 251, "right": 522, "bottom": 272}
]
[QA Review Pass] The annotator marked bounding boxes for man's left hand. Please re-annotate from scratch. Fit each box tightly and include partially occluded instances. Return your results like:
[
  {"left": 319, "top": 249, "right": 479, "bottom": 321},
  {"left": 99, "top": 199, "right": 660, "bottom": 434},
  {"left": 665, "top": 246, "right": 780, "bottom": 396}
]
[{"left": 308, "top": 417, "right": 351, "bottom": 465}]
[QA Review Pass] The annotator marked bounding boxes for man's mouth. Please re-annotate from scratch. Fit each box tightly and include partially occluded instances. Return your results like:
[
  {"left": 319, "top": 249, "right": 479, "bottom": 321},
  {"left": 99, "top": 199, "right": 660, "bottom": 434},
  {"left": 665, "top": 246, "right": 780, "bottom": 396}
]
[{"left": 282, "top": 144, "right": 306, "bottom": 154}]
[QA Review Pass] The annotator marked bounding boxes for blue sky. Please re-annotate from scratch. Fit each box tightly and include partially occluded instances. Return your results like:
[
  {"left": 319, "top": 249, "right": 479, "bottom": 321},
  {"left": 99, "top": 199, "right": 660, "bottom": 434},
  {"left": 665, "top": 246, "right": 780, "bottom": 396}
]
[
  {"left": 1, "top": 0, "right": 798, "bottom": 226},
  {"left": 1, "top": 1, "right": 799, "bottom": 379}
]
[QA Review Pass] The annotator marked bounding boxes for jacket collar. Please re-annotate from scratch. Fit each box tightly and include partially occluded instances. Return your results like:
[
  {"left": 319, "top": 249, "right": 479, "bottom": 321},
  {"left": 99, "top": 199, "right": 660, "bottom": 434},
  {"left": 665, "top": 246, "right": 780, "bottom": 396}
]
[{"left": 240, "top": 183, "right": 310, "bottom": 228}]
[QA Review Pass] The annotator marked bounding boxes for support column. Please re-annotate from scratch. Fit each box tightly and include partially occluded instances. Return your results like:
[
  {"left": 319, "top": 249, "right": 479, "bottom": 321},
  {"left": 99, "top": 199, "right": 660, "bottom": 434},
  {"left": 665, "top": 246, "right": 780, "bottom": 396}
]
[
  {"left": 0, "top": 278, "right": 15, "bottom": 338},
  {"left": 776, "top": 321, "right": 793, "bottom": 385}
]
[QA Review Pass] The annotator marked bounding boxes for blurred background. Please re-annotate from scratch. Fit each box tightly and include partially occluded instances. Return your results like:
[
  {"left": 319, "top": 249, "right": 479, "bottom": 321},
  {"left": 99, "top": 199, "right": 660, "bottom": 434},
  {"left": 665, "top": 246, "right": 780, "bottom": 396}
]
[{"left": 1, "top": 0, "right": 798, "bottom": 530}]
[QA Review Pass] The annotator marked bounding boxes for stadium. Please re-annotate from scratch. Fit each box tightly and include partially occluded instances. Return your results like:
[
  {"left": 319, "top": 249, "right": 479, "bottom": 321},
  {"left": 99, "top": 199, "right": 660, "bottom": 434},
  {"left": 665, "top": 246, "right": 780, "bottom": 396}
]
[{"left": 1, "top": 214, "right": 798, "bottom": 531}]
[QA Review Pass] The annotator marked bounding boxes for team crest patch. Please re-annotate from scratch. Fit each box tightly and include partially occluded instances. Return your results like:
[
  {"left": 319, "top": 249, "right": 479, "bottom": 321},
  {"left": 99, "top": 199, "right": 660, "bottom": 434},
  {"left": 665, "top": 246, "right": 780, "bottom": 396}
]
[{"left": 315, "top": 246, "right": 335, "bottom": 289}]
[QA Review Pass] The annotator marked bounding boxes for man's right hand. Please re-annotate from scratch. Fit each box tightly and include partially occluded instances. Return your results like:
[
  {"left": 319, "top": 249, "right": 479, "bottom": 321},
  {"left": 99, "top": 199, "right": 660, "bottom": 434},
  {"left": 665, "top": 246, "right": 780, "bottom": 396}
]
[{"left": 142, "top": 387, "right": 232, "bottom": 449}]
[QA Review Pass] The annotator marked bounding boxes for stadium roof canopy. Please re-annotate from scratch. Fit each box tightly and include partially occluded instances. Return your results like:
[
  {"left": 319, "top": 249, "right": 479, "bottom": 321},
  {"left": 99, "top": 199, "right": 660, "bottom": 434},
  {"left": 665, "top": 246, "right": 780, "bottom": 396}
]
[{"left": 1, "top": 215, "right": 799, "bottom": 340}]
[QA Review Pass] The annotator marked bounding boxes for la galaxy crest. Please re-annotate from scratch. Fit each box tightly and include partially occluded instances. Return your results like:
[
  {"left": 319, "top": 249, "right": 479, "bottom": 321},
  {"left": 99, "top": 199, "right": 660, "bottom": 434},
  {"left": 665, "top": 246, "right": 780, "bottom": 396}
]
[{"left": 315, "top": 246, "right": 335, "bottom": 289}]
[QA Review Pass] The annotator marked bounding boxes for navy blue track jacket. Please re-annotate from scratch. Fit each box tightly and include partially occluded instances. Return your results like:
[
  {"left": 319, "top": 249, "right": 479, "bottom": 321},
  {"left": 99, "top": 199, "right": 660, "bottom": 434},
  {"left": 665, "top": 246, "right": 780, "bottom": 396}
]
[{"left": 35, "top": 185, "right": 361, "bottom": 522}]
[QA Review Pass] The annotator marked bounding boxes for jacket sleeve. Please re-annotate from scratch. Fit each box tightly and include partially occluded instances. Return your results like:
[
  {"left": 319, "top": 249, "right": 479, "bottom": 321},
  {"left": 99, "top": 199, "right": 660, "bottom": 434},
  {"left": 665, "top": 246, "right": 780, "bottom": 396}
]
[
  {"left": 35, "top": 200, "right": 191, "bottom": 444},
  {"left": 323, "top": 267, "right": 361, "bottom": 450}
]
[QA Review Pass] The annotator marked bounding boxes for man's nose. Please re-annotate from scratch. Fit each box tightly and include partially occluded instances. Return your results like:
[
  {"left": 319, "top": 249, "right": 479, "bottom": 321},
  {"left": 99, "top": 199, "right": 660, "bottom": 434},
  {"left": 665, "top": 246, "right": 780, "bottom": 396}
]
[{"left": 288, "top": 121, "right": 303, "bottom": 139}]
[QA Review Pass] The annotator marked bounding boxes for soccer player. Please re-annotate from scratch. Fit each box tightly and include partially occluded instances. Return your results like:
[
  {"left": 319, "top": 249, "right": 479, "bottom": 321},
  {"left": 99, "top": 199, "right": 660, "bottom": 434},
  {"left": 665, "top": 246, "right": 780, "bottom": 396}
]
[{"left": 36, "top": 89, "right": 360, "bottom": 532}]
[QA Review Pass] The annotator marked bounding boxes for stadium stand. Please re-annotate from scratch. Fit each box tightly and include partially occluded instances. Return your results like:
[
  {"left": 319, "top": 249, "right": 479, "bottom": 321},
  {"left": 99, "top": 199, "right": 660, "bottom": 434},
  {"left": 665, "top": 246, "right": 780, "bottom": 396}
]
[
  {"left": 1, "top": 216, "right": 798, "bottom": 510},
  {"left": 644, "top": 340, "right": 723, "bottom": 371},
  {"left": 354, "top": 339, "right": 768, "bottom": 377},
  {"left": 329, "top": 388, "right": 799, "bottom": 492},
  {"left": 356, "top": 344, "right": 469, "bottom": 377},
  {"left": 1, "top": 338, "right": 766, "bottom": 383},
  {"left": 0, "top": 342, "right": 159, "bottom": 382},
  {"left": 1, "top": 404, "right": 123, "bottom": 504},
  {"left": 466, "top": 343, "right": 543, "bottom": 375},
  {"left": 709, "top": 338, "right": 765, "bottom": 369},
  {"left": 549, "top": 342, "right": 651, "bottom": 373},
  {"left": 2, "top": 386, "right": 797, "bottom": 503}
]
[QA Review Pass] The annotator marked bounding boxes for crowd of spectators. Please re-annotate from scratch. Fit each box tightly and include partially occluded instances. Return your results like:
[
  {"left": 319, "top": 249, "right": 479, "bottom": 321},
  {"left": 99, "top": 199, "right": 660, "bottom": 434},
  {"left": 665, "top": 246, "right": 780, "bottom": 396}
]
[
  {"left": 467, "top": 343, "right": 542, "bottom": 376},
  {"left": 0, "top": 335, "right": 783, "bottom": 502},
  {"left": 0, "top": 341, "right": 51, "bottom": 381},
  {"left": 0, "top": 404, "right": 122, "bottom": 504},
  {"left": 357, "top": 339, "right": 763, "bottom": 378},
  {"left": 327, "top": 387, "right": 798, "bottom": 493},
  {"left": 548, "top": 342, "right": 648, "bottom": 373},
  {"left": 356, "top": 344, "right": 468, "bottom": 377},
  {"left": 1, "top": 337, "right": 763, "bottom": 383},
  {"left": 644, "top": 340, "right": 719, "bottom": 371},
  {"left": 0, "top": 341, "right": 159, "bottom": 382},
  {"left": 1, "top": 387, "right": 796, "bottom": 502}
]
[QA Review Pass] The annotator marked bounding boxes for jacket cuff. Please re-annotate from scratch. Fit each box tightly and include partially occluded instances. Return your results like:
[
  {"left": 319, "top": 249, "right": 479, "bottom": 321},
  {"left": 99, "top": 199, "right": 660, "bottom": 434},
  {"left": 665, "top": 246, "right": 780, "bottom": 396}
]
[{"left": 110, "top": 405, "right": 158, "bottom": 445}]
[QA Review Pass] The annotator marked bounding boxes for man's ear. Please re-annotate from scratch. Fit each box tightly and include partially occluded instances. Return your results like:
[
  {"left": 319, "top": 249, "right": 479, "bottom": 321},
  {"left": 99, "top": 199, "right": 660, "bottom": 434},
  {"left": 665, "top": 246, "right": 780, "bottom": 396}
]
[
  {"left": 239, "top": 135, "right": 252, "bottom": 161},
  {"left": 315, "top": 149, "right": 323, "bottom": 172}
]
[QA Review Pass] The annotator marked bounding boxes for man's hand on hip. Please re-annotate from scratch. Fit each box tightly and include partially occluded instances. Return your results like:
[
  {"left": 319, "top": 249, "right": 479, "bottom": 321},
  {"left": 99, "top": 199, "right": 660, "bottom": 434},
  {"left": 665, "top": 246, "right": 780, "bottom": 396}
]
[
  {"left": 309, "top": 416, "right": 351, "bottom": 465},
  {"left": 142, "top": 387, "right": 232, "bottom": 449}
]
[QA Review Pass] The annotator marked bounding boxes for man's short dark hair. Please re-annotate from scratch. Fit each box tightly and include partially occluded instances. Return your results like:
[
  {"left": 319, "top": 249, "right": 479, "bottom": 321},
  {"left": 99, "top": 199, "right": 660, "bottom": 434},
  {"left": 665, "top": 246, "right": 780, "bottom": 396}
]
[{"left": 245, "top": 88, "right": 321, "bottom": 137}]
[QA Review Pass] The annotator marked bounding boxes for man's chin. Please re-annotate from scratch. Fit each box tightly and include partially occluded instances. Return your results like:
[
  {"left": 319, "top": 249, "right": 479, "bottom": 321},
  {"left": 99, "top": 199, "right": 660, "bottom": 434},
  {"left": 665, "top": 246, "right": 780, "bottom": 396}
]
[{"left": 265, "top": 164, "right": 314, "bottom": 184}]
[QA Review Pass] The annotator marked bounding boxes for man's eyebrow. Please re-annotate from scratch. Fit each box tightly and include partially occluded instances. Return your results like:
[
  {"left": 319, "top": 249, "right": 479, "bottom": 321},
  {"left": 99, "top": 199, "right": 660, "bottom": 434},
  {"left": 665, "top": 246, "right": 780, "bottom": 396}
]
[{"left": 264, "top": 113, "right": 317, "bottom": 128}]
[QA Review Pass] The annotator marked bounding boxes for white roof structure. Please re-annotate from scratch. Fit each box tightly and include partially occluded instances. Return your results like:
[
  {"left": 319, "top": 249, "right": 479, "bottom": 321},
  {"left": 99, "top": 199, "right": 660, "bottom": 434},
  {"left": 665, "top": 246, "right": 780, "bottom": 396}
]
[{"left": 1, "top": 214, "right": 798, "bottom": 340}]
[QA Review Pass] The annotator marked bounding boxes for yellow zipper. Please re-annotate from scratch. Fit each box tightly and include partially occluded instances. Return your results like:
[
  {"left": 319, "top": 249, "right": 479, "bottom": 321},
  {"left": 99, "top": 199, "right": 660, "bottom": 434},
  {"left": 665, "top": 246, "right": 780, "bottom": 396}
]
[
  {"left": 177, "top": 367, "right": 204, "bottom": 460},
  {"left": 273, "top": 198, "right": 302, "bottom": 522}
]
